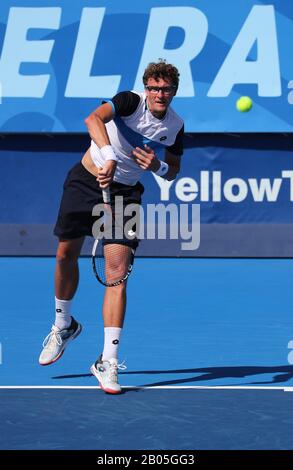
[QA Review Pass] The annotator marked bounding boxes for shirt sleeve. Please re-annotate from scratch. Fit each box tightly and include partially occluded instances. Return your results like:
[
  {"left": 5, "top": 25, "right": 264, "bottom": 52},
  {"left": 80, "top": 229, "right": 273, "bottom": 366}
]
[
  {"left": 105, "top": 91, "right": 140, "bottom": 117},
  {"left": 166, "top": 125, "right": 184, "bottom": 156}
]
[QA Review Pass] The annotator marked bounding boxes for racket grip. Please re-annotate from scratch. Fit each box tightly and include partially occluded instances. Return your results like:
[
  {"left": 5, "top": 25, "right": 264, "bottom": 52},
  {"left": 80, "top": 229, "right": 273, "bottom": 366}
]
[{"left": 102, "top": 188, "right": 111, "bottom": 204}]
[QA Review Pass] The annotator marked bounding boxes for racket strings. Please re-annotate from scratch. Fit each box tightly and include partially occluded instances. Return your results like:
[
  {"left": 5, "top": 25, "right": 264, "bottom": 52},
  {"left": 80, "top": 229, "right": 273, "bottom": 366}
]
[{"left": 94, "top": 243, "right": 133, "bottom": 286}]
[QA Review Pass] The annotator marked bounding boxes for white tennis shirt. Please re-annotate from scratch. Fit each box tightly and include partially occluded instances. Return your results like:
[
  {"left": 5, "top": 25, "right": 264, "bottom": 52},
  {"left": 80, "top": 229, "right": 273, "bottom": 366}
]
[{"left": 90, "top": 91, "right": 184, "bottom": 186}]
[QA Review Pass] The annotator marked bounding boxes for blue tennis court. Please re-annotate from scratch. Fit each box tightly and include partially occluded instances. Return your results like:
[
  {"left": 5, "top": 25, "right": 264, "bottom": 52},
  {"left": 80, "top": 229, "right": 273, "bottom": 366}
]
[{"left": 1, "top": 257, "right": 293, "bottom": 450}]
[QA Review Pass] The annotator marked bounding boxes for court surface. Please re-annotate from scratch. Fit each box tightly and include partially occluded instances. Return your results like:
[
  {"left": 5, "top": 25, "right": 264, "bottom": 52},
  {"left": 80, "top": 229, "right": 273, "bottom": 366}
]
[{"left": 1, "top": 257, "right": 293, "bottom": 450}]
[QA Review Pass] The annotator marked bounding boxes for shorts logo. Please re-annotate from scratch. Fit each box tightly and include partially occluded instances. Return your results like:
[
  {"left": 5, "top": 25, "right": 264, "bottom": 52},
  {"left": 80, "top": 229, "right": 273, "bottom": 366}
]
[
  {"left": 127, "top": 229, "right": 136, "bottom": 238},
  {"left": 160, "top": 136, "right": 167, "bottom": 141}
]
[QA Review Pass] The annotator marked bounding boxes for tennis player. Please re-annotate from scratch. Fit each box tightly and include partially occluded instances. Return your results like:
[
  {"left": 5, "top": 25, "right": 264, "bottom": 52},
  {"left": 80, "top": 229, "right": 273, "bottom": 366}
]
[{"left": 39, "top": 60, "right": 184, "bottom": 394}]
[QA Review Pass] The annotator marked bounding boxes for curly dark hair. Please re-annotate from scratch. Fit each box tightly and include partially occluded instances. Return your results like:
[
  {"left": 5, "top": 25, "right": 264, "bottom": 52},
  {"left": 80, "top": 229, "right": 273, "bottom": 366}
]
[{"left": 143, "top": 60, "right": 180, "bottom": 91}]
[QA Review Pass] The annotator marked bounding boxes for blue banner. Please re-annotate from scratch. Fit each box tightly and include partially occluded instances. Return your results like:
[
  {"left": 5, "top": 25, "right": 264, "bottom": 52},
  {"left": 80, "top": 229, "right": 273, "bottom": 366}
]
[
  {"left": 1, "top": 134, "right": 293, "bottom": 224},
  {"left": 1, "top": 1, "right": 293, "bottom": 132},
  {"left": 1, "top": 134, "right": 293, "bottom": 256},
  {"left": 147, "top": 139, "right": 293, "bottom": 224}
]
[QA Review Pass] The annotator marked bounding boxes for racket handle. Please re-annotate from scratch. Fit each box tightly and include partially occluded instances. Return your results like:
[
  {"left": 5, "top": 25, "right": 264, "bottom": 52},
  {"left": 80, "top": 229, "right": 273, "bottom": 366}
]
[{"left": 102, "top": 188, "right": 111, "bottom": 204}]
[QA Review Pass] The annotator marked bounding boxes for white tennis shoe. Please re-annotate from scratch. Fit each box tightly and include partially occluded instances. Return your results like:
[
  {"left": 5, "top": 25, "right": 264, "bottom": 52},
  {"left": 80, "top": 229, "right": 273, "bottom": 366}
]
[
  {"left": 90, "top": 355, "right": 126, "bottom": 394},
  {"left": 39, "top": 317, "right": 82, "bottom": 366}
]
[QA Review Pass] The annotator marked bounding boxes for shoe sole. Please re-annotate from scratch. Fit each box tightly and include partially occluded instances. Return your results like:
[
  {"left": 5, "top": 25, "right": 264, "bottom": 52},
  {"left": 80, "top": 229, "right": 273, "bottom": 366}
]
[
  {"left": 39, "top": 323, "right": 82, "bottom": 366},
  {"left": 90, "top": 365, "right": 122, "bottom": 395}
]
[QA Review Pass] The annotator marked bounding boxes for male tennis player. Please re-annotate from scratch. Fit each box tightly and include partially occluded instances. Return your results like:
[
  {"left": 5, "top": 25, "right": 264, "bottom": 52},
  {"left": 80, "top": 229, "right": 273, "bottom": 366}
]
[{"left": 39, "top": 60, "right": 184, "bottom": 394}]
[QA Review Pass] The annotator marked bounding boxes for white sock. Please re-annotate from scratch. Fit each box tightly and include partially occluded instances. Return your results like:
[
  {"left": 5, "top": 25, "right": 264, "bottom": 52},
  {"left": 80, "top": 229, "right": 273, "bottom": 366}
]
[
  {"left": 54, "top": 297, "right": 72, "bottom": 330},
  {"left": 102, "top": 327, "right": 122, "bottom": 361}
]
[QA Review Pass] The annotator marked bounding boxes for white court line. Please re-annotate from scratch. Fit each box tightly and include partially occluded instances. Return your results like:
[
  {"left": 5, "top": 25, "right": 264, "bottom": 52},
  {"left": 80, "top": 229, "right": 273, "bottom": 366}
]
[{"left": 0, "top": 385, "right": 290, "bottom": 391}]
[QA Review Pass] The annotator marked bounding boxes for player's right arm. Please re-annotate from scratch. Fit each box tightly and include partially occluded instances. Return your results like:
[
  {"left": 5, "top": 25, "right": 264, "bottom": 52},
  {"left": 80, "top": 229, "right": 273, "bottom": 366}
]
[
  {"left": 83, "top": 103, "right": 116, "bottom": 188},
  {"left": 82, "top": 92, "right": 140, "bottom": 187},
  {"left": 84, "top": 92, "right": 140, "bottom": 147},
  {"left": 84, "top": 102, "right": 114, "bottom": 148}
]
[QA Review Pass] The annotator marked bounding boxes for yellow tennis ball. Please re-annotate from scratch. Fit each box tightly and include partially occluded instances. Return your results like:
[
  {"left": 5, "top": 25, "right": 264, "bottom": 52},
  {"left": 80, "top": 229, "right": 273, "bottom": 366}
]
[{"left": 236, "top": 96, "right": 253, "bottom": 112}]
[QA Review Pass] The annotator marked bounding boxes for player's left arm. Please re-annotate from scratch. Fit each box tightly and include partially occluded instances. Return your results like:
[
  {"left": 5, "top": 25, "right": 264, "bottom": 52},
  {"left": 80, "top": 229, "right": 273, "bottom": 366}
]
[
  {"left": 132, "top": 124, "right": 184, "bottom": 181},
  {"left": 132, "top": 145, "right": 181, "bottom": 181}
]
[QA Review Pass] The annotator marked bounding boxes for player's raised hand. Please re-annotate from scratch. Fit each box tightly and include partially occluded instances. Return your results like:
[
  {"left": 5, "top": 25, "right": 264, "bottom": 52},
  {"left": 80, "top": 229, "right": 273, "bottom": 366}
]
[{"left": 132, "top": 144, "right": 160, "bottom": 172}]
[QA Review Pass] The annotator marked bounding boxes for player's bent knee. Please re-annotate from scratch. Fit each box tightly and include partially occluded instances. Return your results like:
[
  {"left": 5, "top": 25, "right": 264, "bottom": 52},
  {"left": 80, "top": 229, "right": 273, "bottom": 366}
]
[
  {"left": 56, "top": 239, "right": 84, "bottom": 263},
  {"left": 56, "top": 247, "right": 80, "bottom": 264}
]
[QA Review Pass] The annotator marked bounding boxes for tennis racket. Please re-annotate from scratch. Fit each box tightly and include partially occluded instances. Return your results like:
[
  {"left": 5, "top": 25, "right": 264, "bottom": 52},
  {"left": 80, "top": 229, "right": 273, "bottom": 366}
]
[{"left": 92, "top": 187, "right": 135, "bottom": 287}]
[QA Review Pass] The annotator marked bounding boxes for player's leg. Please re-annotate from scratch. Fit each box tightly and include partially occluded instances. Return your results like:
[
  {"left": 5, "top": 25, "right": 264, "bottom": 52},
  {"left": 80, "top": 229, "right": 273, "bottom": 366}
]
[
  {"left": 91, "top": 182, "right": 144, "bottom": 393},
  {"left": 39, "top": 237, "right": 84, "bottom": 366},
  {"left": 102, "top": 283, "right": 127, "bottom": 328},
  {"left": 55, "top": 237, "right": 85, "bottom": 301},
  {"left": 102, "top": 243, "right": 133, "bottom": 325},
  {"left": 39, "top": 161, "right": 104, "bottom": 366},
  {"left": 91, "top": 244, "right": 131, "bottom": 394}
]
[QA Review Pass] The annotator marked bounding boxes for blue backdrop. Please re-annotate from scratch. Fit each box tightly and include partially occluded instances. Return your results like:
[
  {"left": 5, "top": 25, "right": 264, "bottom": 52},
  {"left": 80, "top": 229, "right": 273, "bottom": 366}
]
[
  {"left": 1, "top": 0, "right": 293, "bottom": 132},
  {"left": 1, "top": 134, "right": 293, "bottom": 257},
  {"left": 1, "top": 134, "right": 293, "bottom": 225}
]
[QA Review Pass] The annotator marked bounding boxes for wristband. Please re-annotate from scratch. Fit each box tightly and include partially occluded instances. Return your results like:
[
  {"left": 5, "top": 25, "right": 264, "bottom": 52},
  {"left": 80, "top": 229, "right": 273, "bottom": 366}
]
[
  {"left": 154, "top": 160, "right": 169, "bottom": 177},
  {"left": 100, "top": 145, "right": 118, "bottom": 162}
]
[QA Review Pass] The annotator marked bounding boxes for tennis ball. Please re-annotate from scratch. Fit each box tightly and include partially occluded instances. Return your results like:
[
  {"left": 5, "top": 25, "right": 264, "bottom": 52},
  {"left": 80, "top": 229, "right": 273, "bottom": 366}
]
[{"left": 236, "top": 96, "right": 253, "bottom": 112}]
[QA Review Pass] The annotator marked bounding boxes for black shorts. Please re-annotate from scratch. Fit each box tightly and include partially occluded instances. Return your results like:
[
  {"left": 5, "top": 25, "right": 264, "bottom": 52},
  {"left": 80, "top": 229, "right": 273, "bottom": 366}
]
[{"left": 54, "top": 162, "right": 144, "bottom": 248}]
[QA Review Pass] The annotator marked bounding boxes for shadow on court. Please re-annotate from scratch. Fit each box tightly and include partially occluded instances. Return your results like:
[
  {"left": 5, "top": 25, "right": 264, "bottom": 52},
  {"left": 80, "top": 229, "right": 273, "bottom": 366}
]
[{"left": 52, "top": 364, "right": 293, "bottom": 388}]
